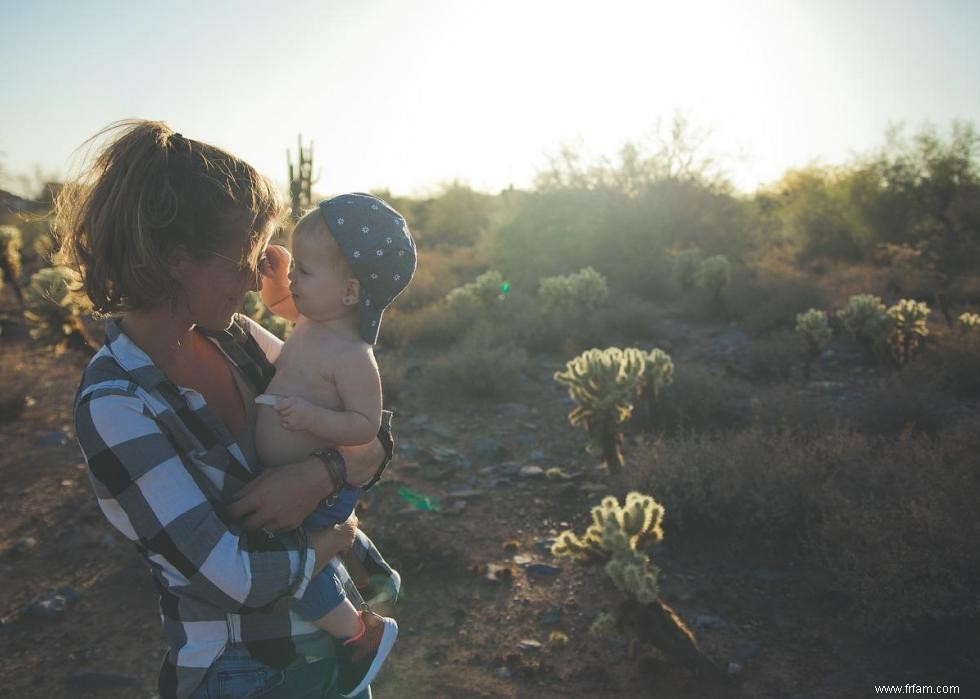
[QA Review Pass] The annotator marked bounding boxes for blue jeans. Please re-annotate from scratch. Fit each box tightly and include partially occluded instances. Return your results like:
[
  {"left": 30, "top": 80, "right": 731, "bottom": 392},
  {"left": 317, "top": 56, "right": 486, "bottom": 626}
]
[{"left": 188, "top": 643, "right": 372, "bottom": 699}]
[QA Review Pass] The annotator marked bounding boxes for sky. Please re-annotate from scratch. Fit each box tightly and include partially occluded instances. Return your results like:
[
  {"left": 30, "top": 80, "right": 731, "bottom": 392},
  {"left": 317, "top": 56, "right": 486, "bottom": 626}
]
[{"left": 1, "top": 0, "right": 978, "bottom": 198}]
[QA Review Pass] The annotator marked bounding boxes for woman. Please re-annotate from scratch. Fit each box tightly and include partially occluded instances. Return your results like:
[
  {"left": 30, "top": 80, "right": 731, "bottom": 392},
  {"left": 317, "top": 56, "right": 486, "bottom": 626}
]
[{"left": 56, "top": 120, "right": 398, "bottom": 699}]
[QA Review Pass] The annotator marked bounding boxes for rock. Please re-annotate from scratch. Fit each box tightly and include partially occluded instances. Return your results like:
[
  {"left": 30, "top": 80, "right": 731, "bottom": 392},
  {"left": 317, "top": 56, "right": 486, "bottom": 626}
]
[
  {"left": 525, "top": 563, "right": 561, "bottom": 578},
  {"left": 24, "top": 587, "right": 81, "bottom": 619},
  {"left": 533, "top": 538, "right": 556, "bottom": 554},
  {"left": 538, "top": 608, "right": 563, "bottom": 626},
  {"left": 13, "top": 537, "right": 38, "bottom": 555},
  {"left": 475, "top": 438, "right": 508, "bottom": 461},
  {"left": 518, "top": 466, "right": 545, "bottom": 479},
  {"left": 491, "top": 478, "right": 512, "bottom": 488},
  {"left": 478, "top": 466, "right": 496, "bottom": 476},
  {"left": 494, "top": 666, "right": 512, "bottom": 679},
  {"left": 694, "top": 614, "right": 725, "bottom": 631},
  {"left": 727, "top": 661, "right": 744, "bottom": 676},
  {"left": 512, "top": 554, "right": 532, "bottom": 566},
  {"left": 38, "top": 431, "right": 69, "bottom": 447},
  {"left": 517, "top": 639, "right": 542, "bottom": 652},
  {"left": 498, "top": 462, "right": 522, "bottom": 476}
]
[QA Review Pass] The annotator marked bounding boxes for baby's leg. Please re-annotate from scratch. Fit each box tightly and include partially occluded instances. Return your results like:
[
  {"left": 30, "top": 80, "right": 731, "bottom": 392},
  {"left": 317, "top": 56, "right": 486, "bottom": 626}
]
[{"left": 312, "top": 597, "right": 362, "bottom": 639}]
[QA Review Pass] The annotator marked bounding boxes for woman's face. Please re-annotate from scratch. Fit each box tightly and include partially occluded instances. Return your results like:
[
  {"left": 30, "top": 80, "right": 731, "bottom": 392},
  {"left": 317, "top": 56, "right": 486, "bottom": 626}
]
[{"left": 174, "top": 226, "right": 272, "bottom": 332}]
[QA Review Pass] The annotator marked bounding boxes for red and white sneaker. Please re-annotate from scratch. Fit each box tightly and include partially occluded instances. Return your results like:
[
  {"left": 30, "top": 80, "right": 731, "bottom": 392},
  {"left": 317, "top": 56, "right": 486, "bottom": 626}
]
[{"left": 336, "top": 607, "right": 398, "bottom": 697}]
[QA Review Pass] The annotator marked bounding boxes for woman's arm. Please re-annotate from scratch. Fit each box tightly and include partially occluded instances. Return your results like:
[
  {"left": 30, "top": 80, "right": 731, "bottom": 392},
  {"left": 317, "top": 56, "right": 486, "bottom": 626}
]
[{"left": 75, "top": 387, "right": 317, "bottom": 612}]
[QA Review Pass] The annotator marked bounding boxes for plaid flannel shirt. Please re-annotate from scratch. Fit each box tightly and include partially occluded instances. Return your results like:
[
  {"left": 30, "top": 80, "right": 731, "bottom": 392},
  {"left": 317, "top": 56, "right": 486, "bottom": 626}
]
[{"left": 74, "top": 314, "right": 392, "bottom": 699}]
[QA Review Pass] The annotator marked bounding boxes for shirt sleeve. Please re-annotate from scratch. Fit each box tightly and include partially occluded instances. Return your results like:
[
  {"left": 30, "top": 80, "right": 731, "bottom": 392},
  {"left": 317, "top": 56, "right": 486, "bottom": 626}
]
[
  {"left": 241, "top": 314, "right": 284, "bottom": 364},
  {"left": 74, "top": 385, "right": 316, "bottom": 613}
]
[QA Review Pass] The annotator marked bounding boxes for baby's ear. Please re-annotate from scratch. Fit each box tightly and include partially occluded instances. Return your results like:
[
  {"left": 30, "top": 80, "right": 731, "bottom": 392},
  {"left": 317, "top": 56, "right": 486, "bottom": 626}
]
[{"left": 346, "top": 277, "right": 360, "bottom": 302}]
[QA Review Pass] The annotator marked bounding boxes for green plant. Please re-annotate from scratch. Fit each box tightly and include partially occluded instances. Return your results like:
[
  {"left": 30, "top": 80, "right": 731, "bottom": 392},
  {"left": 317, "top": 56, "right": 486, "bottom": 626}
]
[
  {"left": 635, "top": 348, "right": 673, "bottom": 430},
  {"left": 694, "top": 254, "right": 730, "bottom": 308},
  {"left": 554, "top": 347, "right": 645, "bottom": 471},
  {"left": 886, "top": 299, "right": 930, "bottom": 367},
  {"left": 836, "top": 294, "right": 893, "bottom": 356},
  {"left": 553, "top": 493, "right": 724, "bottom": 678},
  {"left": 243, "top": 291, "right": 292, "bottom": 340},
  {"left": 670, "top": 248, "right": 702, "bottom": 292},
  {"left": 795, "top": 309, "right": 831, "bottom": 380},
  {"left": 287, "top": 134, "right": 317, "bottom": 219},
  {"left": 0, "top": 225, "right": 25, "bottom": 308},
  {"left": 445, "top": 269, "right": 507, "bottom": 311},
  {"left": 957, "top": 312, "right": 980, "bottom": 333},
  {"left": 24, "top": 266, "right": 98, "bottom": 351},
  {"left": 538, "top": 266, "right": 609, "bottom": 311}
]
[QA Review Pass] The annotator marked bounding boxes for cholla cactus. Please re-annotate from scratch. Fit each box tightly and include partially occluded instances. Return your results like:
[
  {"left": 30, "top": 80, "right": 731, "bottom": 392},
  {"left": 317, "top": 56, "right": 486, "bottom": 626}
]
[
  {"left": 887, "top": 299, "right": 930, "bottom": 367},
  {"left": 445, "top": 269, "right": 506, "bottom": 310},
  {"left": 957, "top": 312, "right": 980, "bottom": 334},
  {"left": 243, "top": 291, "right": 292, "bottom": 340},
  {"left": 795, "top": 309, "right": 831, "bottom": 380},
  {"left": 554, "top": 493, "right": 723, "bottom": 678},
  {"left": 836, "top": 294, "right": 893, "bottom": 355},
  {"left": 554, "top": 347, "right": 645, "bottom": 471},
  {"left": 671, "top": 249, "right": 702, "bottom": 292},
  {"left": 538, "top": 266, "right": 609, "bottom": 311},
  {"left": 0, "top": 225, "right": 25, "bottom": 308},
  {"left": 694, "top": 255, "right": 731, "bottom": 307},
  {"left": 24, "top": 266, "right": 97, "bottom": 351},
  {"left": 635, "top": 348, "right": 673, "bottom": 430}
]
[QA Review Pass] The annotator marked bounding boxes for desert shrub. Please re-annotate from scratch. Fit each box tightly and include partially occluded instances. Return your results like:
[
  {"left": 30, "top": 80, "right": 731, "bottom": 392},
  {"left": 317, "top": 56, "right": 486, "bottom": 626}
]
[
  {"left": 851, "top": 375, "right": 956, "bottom": 436},
  {"left": 806, "top": 419, "right": 980, "bottom": 638},
  {"left": 646, "top": 363, "right": 752, "bottom": 435},
  {"left": 738, "top": 330, "right": 798, "bottom": 382},
  {"left": 727, "top": 269, "right": 830, "bottom": 335},
  {"left": 0, "top": 346, "right": 31, "bottom": 423},
  {"left": 694, "top": 254, "right": 731, "bottom": 302},
  {"left": 446, "top": 269, "right": 508, "bottom": 311},
  {"left": 538, "top": 266, "right": 609, "bottom": 311},
  {"left": 419, "top": 321, "right": 528, "bottom": 401},
  {"left": 635, "top": 425, "right": 864, "bottom": 553},
  {"left": 670, "top": 248, "right": 702, "bottom": 292},
  {"left": 900, "top": 331, "right": 980, "bottom": 399}
]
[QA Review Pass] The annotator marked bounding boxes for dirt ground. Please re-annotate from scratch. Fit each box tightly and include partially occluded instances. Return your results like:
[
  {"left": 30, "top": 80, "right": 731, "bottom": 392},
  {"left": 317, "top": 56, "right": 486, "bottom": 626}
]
[{"left": 1, "top": 311, "right": 977, "bottom": 699}]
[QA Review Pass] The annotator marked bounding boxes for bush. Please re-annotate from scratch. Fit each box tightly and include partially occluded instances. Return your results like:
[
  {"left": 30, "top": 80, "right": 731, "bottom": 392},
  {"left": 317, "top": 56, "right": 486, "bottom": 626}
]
[
  {"left": 806, "top": 419, "right": 980, "bottom": 638},
  {"left": 738, "top": 330, "right": 799, "bottom": 383},
  {"left": 419, "top": 322, "right": 529, "bottom": 401},
  {"left": 727, "top": 269, "right": 830, "bottom": 336},
  {"left": 538, "top": 266, "right": 609, "bottom": 311},
  {"left": 646, "top": 363, "right": 752, "bottom": 435}
]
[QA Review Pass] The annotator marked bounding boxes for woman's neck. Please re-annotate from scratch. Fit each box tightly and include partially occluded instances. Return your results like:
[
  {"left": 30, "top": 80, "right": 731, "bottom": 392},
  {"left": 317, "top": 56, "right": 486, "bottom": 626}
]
[{"left": 118, "top": 306, "right": 204, "bottom": 375}]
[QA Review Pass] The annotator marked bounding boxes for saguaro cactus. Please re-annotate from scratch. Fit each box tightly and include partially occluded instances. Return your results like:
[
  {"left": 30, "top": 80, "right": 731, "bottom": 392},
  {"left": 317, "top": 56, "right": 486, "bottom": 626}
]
[
  {"left": 24, "top": 266, "right": 97, "bottom": 351},
  {"left": 554, "top": 347, "right": 645, "bottom": 472},
  {"left": 287, "top": 134, "right": 318, "bottom": 220},
  {"left": 553, "top": 493, "right": 725, "bottom": 680},
  {"left": 636, "top": 348, "right": 673, "bottom": 430},
  {"left": 795, "top": 309, "right": 831, "bottom": 380},
  {"left": 887, "top": 299, "right": 930, "bottom": 368},
  {"left": 0, "top": 225, "right": 25, "bottom": 309}
]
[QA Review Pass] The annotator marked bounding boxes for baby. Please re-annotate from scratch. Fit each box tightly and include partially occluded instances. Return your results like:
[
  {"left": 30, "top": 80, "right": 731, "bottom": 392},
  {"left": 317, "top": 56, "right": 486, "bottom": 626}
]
[{"left": 255, "top": 193, "right": 416, "bottom": 698}]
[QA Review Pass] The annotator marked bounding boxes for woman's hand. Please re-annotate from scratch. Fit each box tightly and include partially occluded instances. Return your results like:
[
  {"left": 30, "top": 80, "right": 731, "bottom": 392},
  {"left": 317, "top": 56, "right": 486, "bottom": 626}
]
[
  {"left": 259, "top": 245, "right": 300, "bottom": 322},
  {"left": 227, "top": 458, "right": 329, "bottom": 533}
]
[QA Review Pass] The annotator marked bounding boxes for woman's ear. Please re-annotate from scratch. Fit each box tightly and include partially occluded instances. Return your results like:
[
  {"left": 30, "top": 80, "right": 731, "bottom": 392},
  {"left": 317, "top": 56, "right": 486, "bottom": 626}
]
[{"left": 167, "top": 245, "right": 191, "bottom": 277}]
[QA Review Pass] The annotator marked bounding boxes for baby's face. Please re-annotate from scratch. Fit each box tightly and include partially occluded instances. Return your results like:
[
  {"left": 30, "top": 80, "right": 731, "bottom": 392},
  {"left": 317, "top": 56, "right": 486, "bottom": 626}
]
[{"left": 288, "top": 232, "right": 355, "bottom": 321}]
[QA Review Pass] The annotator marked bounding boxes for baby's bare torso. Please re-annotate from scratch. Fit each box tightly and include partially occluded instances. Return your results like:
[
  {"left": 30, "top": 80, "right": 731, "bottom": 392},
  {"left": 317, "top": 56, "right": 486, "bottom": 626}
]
[{"left": 256, "top": 321, "right": 362, "bottom": 467}]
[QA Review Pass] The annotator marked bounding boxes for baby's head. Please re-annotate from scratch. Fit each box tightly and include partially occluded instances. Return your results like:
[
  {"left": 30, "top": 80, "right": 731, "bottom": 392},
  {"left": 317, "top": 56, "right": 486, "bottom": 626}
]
[{"left": 290, "top": 193, "right": 416, "bottom": 344}]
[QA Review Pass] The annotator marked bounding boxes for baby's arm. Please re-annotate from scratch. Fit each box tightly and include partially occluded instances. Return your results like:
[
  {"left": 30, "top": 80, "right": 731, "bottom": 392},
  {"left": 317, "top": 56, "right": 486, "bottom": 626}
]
[{"left": 275, "top": 345, "right": 383, "bottom": 454}]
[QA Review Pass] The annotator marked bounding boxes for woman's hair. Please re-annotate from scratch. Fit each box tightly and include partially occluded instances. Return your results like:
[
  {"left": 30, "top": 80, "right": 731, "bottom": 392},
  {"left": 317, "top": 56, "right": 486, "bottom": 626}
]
[{"left": 55, "top": 120, "right": 285, "bottom": 314}]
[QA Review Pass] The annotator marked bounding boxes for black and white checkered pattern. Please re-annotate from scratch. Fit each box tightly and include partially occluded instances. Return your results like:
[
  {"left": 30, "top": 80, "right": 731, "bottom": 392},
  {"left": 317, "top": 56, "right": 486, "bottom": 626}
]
[{"left": 74, "top": 315, "right": 392, "bottom": 699}]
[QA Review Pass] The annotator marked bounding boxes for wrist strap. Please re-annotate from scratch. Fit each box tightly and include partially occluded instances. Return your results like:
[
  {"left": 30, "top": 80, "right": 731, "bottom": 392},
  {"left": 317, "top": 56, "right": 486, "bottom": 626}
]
[{"left": 311, "top": 448, "right": 348, "bottom": 503}]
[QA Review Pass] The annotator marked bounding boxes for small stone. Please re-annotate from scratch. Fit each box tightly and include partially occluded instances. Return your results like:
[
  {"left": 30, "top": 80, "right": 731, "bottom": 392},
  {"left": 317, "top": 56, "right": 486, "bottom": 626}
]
[
  {"left": 518, "top": 466, "right": 545, "bottom": 479},
  {"left": 533, "top": 538, "right": 556, "bottom": 554},
  {"left": 512, "top": 554, "right": 532, "bottom": 566},
  {"left": 727, "top": 661, "right": 744, "bottom": 676},
  {"left": 491, "top": 478, "right": 512, "bottom": 488},
  {"left": 538, "top": 608, "right": 562, "bottom": 626},
  {"left": 38, "top": 431, "right": 69, "bottom": 447},
  {"left": 498, "top": 462, "right": 522, "bottom": 476},
  {"left": 494, "top": 666, "right": 512, "bottom": 679},
  {"left": 475, "top": 438, "right": 508, "bottom": 461},
  {"left": 517, "top": 639, "right": 542, "bottom": 652},
  {"left": 694, "top": 614, "right": 725, "bottom": 630},
  {"left": 525, "top": 563, "right": 561, "bottom": 578},
  {"left": 13, "top": 537, "right": 38, "bottom": 555}
]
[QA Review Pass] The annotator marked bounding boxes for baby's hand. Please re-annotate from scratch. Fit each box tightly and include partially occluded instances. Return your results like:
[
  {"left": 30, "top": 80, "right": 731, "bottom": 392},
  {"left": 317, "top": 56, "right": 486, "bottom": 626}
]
[
  {"left": 274, "top": 396, "right": 317, "bottom": 432},
  {"left": 261, "top": 244, "right": 292, "bottom": 286}
]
